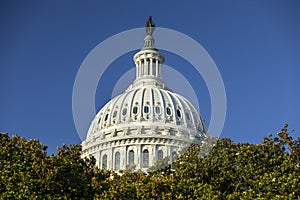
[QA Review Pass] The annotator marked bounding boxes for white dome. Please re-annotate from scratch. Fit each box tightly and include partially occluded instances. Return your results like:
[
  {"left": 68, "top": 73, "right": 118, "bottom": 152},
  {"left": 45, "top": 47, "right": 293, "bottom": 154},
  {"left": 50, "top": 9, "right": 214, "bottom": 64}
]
[
  {"left": 81, "top": 17, "right": 207, "bottom": 171},
  {"left": 86, "top": 86, "right": 207, "bottom": 140}
]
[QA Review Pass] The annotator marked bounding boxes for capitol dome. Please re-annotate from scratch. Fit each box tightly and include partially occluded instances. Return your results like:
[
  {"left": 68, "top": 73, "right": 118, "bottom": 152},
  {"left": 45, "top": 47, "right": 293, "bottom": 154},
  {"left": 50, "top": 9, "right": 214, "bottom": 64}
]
[{"left": 81, "top": 17, "right": 208, "bottom": 171}]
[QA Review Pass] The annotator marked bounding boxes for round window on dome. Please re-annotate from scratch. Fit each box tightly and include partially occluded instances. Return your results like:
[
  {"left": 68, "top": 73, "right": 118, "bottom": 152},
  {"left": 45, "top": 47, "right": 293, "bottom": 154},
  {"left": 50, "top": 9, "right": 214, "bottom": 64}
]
[
  {"left": 132, "top": 106, "right": 138, "bottom": 114},
  {"left": 122, "top": 108, "right": 127, "bottom": 115},
  {"left": 166, "top": 107, "right": 172, "bottom": 116},
  {"left": 144, "top": 105, "right": 150, "bottom": 114}
]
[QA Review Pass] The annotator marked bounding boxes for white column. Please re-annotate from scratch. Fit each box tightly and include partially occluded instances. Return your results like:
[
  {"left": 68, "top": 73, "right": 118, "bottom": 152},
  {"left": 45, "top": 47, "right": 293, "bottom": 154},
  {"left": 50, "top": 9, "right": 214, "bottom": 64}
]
[
  {"left": 110, "top": 148, "right": 113, "bottom": 170},
  {"left": 159, "top": 63, "right": 162, "bottom": 78},
  {"left": 122, "top": 146, "right": 126, "bottom": 170},
  {"left": 138, "top": 144, "right": 141, "bottom": 170},
  {"left": 150, "top": 144, "right": 154, "bottom": 167},
  {"left": 155, "top": 60, "right": 159, "bottom": 77},
  {"left": 141, "top": 60, "right": 143, "bottom": 77},
  {"left": 136, "top": 63, "right": 139, "bottom": 79},
  {"left": 145, "top": 59, "right": 149, "bottom": 76},
  {"left": 150, "top": 58, "right": 153, "bottom": 76}
]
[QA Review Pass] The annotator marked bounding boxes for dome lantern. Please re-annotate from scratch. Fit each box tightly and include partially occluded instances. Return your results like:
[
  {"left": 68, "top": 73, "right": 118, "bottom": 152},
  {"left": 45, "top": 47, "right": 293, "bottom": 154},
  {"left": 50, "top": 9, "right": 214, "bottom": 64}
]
[{"left": 133, "top": 16, "right": 165, "bottom": 85}]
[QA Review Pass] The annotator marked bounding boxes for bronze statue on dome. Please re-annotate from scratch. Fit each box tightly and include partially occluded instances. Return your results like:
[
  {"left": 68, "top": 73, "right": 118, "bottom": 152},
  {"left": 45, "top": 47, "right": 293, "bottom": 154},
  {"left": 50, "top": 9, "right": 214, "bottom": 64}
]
[{"left": 146, "top": 16, "right": 155, "bottom": 35}]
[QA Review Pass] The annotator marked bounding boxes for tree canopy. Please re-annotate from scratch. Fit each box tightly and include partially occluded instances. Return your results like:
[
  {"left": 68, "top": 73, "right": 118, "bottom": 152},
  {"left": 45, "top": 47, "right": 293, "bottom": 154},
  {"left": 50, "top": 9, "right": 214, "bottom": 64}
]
[{"left": 1, "top": 124, "right": 299, "bottom": 199}]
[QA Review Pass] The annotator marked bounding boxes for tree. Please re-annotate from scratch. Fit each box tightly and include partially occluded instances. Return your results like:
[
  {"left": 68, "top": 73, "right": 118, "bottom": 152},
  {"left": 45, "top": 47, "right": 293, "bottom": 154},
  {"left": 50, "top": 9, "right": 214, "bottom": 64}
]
[
  {"left": 0, "top": 133, "right": 109, "bottom": 199},
  {"left": 1, "top": 124, "right": 299, "bottom": 199},
  {"left": 0, "top": 134, "right": 48, "bottom": 199},
  {"left": 171, "top": 123, "right": 300, "bottom": 199}
]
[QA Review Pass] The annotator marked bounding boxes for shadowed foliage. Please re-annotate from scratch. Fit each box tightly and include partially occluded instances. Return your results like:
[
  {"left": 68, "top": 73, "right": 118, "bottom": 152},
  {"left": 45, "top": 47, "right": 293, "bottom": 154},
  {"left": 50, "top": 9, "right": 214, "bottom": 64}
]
[{"left": 1, "top": 124, "right": 299, "bottom": 199}]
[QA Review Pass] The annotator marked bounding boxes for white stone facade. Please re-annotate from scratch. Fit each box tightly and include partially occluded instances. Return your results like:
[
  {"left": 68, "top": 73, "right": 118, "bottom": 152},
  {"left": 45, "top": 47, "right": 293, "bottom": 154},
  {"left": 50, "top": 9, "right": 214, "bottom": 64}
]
[{"left": 81, "top": 17, "right": 207, "bottom": 171}]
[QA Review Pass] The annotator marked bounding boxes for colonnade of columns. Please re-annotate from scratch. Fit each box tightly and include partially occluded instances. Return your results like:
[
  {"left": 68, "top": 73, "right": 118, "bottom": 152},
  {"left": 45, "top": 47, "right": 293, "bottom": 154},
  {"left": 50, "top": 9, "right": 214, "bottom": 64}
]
[{"left": 136, "top": 57, "right": 162, "bottom": 79}]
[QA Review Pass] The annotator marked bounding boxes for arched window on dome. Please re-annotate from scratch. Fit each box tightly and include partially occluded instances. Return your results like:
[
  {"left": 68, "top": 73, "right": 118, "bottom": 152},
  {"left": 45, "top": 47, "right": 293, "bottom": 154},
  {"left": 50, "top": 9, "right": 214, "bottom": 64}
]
[
  {"left": 155, "top": 106, "right": 161, "bottom": 114},
  {"left": 166, "top": 107, "right": 172, "bottom": 116},
  {"left": 102, "top": 154, "right": 107, "bottom": 169},
  {"left": 132, "top": 106, "right": 138, "bottom": 114},
  {"left": 142, "top": 149, "right": 149, "bottom": 168},
  {"left": 113, "top": 111, "right": 117, "bottom": 118},
  {"left": 157, "top": 150, "right": 163, "bottom": 160},
  {"left": 104, "top": 114, "right": 109, "bottom": 121},
  {"left": 176, "top": 109, "right": 182, "bottom": 118},
  {"left": 185, "top": 112, "right": 190, "bottom": 121},
  {"left": 115, "top": 152, "right": 121, "bottom": 170},
  {"left": 129, "top": 150, "right": 134, "bottom": 167},
  {"left": 122, "top": 108, "right": 127, "bottom": 116},
  {"left": 144, "top": 105, "right": 150, "bottom": 114}
]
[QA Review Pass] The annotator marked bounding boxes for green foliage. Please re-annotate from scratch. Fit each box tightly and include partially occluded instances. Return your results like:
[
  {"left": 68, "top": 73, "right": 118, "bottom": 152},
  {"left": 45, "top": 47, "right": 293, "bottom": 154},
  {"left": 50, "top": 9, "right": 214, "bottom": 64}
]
[
  {"left": 0, "top": 133, "right": 109, "bottom": 199},
  {"left": 1, "top": 123, "right": 299, "bottom": 199}
]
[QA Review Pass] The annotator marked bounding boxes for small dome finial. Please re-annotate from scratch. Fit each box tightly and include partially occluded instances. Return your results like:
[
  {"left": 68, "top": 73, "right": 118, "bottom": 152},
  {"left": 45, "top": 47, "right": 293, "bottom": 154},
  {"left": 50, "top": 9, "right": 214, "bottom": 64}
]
[{"left": 145, "top": 16, "right": 155, "bottom": 35}]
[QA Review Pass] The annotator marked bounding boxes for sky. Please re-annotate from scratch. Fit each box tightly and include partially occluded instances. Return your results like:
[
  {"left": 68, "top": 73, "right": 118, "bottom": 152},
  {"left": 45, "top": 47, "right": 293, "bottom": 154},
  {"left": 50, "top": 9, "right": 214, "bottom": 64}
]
[{"left": 0, "top": 1, "right": 299, "bottom": 155}]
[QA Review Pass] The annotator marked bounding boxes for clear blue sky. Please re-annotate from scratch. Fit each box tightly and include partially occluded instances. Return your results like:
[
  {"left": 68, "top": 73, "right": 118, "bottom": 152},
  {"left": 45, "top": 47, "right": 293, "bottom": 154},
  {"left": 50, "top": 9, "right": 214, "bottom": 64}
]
[{"left": 1, "top": 1, "right": 299, "bottom": 154}]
